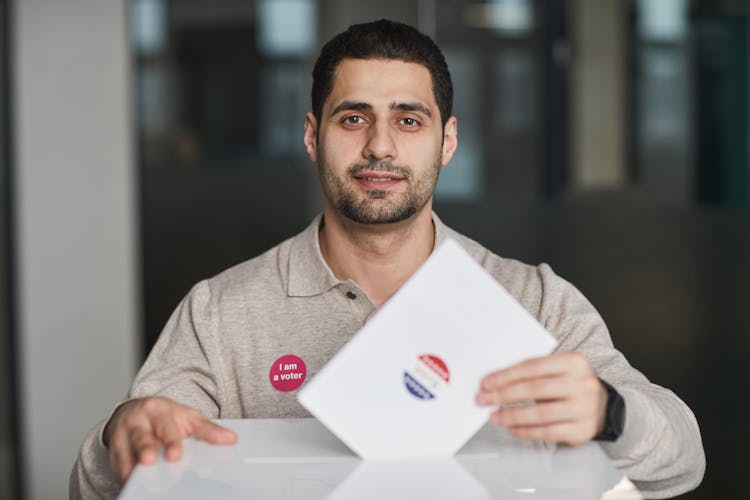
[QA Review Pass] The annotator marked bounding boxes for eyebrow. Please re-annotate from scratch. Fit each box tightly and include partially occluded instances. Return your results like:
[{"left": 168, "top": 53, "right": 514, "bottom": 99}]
[
  {"left": 330, "top": 101, "right": 372, "bottom": 116},
  {"left": 330, "top": 100, "right": 433, "bottom": 119},
  {"left": 390, "top": 102, "right": 432, "bottom": 118}
]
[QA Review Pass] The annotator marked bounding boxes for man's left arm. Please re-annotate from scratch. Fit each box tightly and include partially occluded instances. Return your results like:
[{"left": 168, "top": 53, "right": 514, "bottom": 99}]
[{"left": 478, "top": 263, "right": 705, "bottom": 498}]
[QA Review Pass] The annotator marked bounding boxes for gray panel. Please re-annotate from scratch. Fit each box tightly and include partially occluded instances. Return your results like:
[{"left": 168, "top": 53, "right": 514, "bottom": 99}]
[{"left": 13, "top": 1, "right": 138, "bottom": 498}]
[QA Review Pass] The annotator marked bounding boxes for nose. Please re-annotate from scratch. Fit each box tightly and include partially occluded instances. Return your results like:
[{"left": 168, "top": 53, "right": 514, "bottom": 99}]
[{"left": 362, "top": 122, "right": 397, "bottom": 161}]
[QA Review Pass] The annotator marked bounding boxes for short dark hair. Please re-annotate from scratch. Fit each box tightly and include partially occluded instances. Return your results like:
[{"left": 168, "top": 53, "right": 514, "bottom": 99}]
[{"left": 311, "top": 19, "right": 453, "bottom": 128}]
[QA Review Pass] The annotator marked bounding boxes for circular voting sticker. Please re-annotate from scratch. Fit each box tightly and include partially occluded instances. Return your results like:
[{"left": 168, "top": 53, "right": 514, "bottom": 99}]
[
  {"left": 269, "top": 354, "right": 307, "bottom": 392},
  {"left": 403, "top": 354, "right": 450, "bottom": 400}
]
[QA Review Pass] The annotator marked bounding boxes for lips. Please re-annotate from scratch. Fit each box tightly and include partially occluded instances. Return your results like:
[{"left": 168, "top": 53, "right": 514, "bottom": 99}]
[
  {"left": 353, "top": 171, "right": 406, "bottom": 190},
  {"left": 353, "top": 171, "right": 406, "bottom": 182}
]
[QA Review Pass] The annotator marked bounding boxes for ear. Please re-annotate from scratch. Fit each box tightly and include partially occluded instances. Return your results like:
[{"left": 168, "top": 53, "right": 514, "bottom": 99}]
[
  {"left": 440, "top": 116, "right": 458, "bottom": 166},
  {"left": 304, "top": 112, "right": 319, "bottom": 163}
]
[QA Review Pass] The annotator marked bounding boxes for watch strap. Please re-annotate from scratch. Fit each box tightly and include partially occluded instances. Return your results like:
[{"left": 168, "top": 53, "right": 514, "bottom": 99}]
[{"left": 594, "top": 378, "right": 625, "bottom": 442}]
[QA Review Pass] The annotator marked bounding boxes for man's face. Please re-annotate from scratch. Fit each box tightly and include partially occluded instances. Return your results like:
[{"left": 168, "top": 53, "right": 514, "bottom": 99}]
[{"left": 304, "top": 58, "right": 457, "bottom": 225}]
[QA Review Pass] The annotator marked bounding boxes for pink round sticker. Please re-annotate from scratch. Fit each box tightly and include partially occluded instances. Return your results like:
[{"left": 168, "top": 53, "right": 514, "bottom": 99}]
[{"left": 269, "top": 354, "right": 307, "bottom": 392}]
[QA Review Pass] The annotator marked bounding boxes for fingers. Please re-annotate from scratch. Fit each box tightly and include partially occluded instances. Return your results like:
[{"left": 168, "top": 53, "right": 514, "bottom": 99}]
[
  {"left": 481, "top": 352, "right": 590, "bottom": 392},
  {"left": 488, "top": 399, "right": 601, "bottom": 444},
  {"left": 191, "top": 419, "right": 238, "bottom": 446},
  {"left": 155, "top": 413, "right": 237, "bottom": 461},
  {"left": 477, "top": 353, "right": 599, "bottom": 407},
  {"left": 129, "top": 426, "right": 159, "bottom": 465},
  {"left": 477, "top": 376, "right": 573, "bottom": 405},
  {"left": 109, "top": 428, "right": 137, "bottom": 483},
  {"left": 109, "top": 438, "right": 133, "bottom": 482},
  {"left": 153, "top": 417, "right": 186, "bottom": 462},
  {"left": 109, "top": 403, "right": 155, "bottom": 483},
  {"left": 490, "top": 401, "right": 581, "bottom": 428}
]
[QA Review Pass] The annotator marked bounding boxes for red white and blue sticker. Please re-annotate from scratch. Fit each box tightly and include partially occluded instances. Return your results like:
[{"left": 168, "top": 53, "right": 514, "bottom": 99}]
[
  {"left": 269, "top": 354, "right": 307, "bottom": 392},
  {"left": 403, "top": 354, "right": 450, "bottom": 400}
]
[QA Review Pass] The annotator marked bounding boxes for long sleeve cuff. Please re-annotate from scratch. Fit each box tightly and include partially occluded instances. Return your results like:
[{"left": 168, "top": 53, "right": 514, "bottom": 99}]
[
  {"left": 599, "top": 386, "right": 705, "bottom": 498},
  {"left": 70, "top": 419, "right": 123, "bottom": 500}
]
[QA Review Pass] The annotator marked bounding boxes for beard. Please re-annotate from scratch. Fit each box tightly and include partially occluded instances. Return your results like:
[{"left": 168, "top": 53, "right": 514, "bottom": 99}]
[{"left": 318, "top": 154, "right": 441, "bottom": 225}]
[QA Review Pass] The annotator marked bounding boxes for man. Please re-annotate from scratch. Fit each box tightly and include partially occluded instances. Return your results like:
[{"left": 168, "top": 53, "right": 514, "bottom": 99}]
[{"left": 71, "top": 20, "right": 704, "bottom": 499}]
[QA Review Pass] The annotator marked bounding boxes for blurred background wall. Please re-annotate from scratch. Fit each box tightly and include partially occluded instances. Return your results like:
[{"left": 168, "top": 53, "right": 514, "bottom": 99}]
[
  {"left": 1, "top": 0, "right": 749, "bottom": 498},
  {"left": 6, "top": 1, "right": 138, "bottom": 499}
]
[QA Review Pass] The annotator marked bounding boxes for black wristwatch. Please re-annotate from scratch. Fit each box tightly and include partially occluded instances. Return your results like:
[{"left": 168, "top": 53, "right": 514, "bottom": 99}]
[{"left": 594, "top": 379, "right": 625, "bottom": 442}]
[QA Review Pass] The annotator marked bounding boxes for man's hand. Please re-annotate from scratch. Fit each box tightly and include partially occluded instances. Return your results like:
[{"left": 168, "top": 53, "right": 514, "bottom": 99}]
[
  {"left": 476, "top": 352, "right": 608, "bottom": 446},
  {"left": 103, "top": 396, "right": 237, "bottom": 484}
]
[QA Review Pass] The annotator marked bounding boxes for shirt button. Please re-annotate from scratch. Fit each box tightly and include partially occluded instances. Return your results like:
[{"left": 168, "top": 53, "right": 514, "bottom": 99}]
[{"left": 346, "top": 291, "right": 357, "bottom": 300}]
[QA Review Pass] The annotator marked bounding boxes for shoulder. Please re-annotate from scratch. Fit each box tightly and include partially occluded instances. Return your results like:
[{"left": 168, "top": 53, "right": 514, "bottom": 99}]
[
  {"left": 443, "top": 225, "right": 541, "bottom": 297},
  {"left": 441, "top": 223, "right": 585, "bottom": 329},
  {"left": 180, "top": 228, "right": 302, "bottom": 315},
  {"left": 157, "top": 238, "right": 289, "bottom": 332},
  {"left": 211, "top": 238, "right": 291, "bottom": 291}
]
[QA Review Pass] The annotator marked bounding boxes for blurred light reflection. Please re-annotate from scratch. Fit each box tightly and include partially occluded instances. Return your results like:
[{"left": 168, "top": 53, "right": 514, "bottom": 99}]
[
  {"left": 637, "top": 0, "right": 687, "bottom": 42},
  {"left": 131, "top": 0, "right": 167, "bottom": 54},
  {"left": 257, "top": 0, "right": 316, "bottom": 57},
  {"left": 463, "top": 0, "right": 533, "bottom": 35}
]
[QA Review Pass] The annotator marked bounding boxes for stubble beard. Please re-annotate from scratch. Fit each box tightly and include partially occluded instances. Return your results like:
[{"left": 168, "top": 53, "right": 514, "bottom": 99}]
[{"left": 319, "top": 155, "right": 441, "bottom": 225}]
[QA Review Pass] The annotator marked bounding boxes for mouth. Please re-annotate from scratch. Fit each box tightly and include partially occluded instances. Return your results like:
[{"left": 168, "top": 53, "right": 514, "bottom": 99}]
[{"left": 353, "top": 171, "right": 406, "bottom": 190}]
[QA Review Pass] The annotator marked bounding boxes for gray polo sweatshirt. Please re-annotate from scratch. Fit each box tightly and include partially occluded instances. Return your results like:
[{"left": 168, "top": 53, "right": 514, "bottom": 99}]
[{"left": 70, "top": 214, "right": 705, "bottom": 499}]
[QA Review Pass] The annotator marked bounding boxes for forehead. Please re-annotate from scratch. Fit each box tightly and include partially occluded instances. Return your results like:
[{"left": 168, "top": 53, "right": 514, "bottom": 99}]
[{"left": 325, "top": 58, "right": 436, "bottom": 113}]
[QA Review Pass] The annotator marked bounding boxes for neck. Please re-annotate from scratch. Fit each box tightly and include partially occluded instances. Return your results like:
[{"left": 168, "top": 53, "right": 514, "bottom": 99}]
[{"left": 319, "top": 204, "right": 436, "bottom": 307}]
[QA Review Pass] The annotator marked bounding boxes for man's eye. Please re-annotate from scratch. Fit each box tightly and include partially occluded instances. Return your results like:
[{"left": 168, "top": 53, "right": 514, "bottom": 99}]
[
  {"left": 400, "top": 117, "right": 420, "bottom": 127},
  {"left": 343, "top": 116, "right": 365, "bottom": 125}
]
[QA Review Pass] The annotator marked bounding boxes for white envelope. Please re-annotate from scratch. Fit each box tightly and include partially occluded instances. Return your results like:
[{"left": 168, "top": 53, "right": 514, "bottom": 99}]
[{"left": 297, "top": 237, "right": 557, "bottom": 460}]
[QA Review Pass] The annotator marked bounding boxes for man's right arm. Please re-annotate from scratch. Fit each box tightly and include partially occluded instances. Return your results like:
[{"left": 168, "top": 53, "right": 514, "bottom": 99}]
[
  {"left": 71, "top": 281, "right": 232, "bottom": 499},
  {"left": 105, "top": 397, "right": 237, "bottom": 483},
  {"left": 70, "top": 397, "right": 236, "bottom": 499}
]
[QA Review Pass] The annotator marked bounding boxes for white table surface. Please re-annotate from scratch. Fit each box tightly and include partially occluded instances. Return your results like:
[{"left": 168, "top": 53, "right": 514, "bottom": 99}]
[{"left": 119, "top": 418, "right": 643, "bottom": 500}]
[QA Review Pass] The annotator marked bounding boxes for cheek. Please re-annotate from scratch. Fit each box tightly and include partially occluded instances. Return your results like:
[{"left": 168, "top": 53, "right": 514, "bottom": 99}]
[
  {"left": 401, "top": 136, "right": 442, "bottom": 165},
  {"left": 322, "top": 133, "right": 362, "bottom": 165}
]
